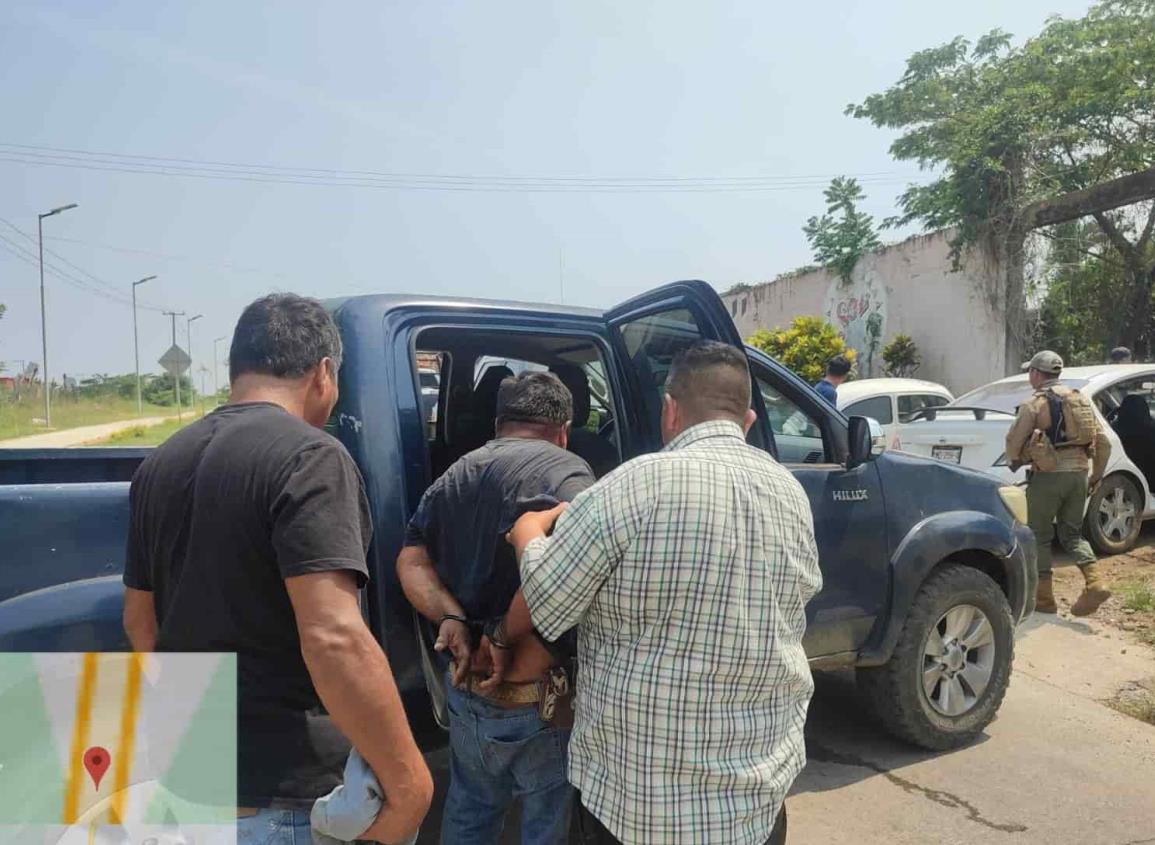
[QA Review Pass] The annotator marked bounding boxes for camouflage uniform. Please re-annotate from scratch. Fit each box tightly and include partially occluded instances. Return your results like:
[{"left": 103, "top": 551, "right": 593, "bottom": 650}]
[{"left": 1006, "top": 351, "right": 1112, "bottom": 616}]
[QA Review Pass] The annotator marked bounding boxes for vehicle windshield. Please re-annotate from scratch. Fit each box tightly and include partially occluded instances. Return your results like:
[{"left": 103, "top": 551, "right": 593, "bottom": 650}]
[{"left": 951, "top": 378, "right": 1089, "bottom": 413}]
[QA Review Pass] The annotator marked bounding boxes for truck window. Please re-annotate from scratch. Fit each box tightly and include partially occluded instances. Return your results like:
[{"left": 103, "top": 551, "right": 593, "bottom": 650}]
[
  {"left": 583, "top": 360, "right": 612, "bottom": 431},
  {"left": 473, "top": 357, "right": 547, "bottom": 386},
  {"left": 413, "top": 327, "right": 621, "bottom": 479},
  {"left": 845, "top": 395, "right": 894, "bottom": 426},
  {"left": 616, "top": 307, "right": 705, "bottom": 441},
  {"left": 757, "top": 377, "right": 828, "bottom": 464}
]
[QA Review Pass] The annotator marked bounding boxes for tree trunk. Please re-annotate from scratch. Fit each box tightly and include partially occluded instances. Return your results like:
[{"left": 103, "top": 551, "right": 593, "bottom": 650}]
[
  {"left": 1000, "top": 225, "right": 1029, "bottom": 374},
  {"left": 1119, "top": 263, "right": 1155, "bottom": 355}
]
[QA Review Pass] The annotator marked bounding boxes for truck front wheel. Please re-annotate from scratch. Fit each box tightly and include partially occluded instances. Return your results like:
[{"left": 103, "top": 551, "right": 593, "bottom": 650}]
[{"left": 857, "top": 564, "right": 1014, "bottom": 750}]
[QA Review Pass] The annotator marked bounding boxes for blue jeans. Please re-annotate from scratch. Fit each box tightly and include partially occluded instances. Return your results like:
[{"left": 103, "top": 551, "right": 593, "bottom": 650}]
[
  {"left": 442, "top": 680, "right": 573, "bottom": 845},
  {"left": 237, "top": 808, "right": 313, "bottom": 844}
]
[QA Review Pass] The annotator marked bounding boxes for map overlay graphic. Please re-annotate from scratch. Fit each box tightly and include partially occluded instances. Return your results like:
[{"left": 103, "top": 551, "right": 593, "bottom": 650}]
[{"left": 0, "top": 652, "right": 237, "bottom": 844}]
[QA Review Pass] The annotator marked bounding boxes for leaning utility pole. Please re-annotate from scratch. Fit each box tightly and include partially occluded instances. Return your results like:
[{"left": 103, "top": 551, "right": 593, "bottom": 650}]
[
  {"left": 163, "top": 310, "right": 185, "bottom": 421},
  {"left": 186, "top": 314, "right": 203, "bottom": 414},
  {"left": 132, "top": 275, "right": 157, "bottom": 415},
  {"left": 213, "top": 336, "right": 227, "bottom": 405}
]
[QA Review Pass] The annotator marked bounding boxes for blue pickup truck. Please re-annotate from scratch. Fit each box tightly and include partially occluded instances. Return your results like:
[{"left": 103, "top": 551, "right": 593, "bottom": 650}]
[{"left": 0, "top": 280, "right": 1035, "bottom": 751}]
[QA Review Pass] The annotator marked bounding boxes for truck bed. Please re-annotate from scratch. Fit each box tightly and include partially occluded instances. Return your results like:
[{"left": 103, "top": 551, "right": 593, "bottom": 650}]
[{"left": 0, "top": 447, "right": 148, "bottom": 485}]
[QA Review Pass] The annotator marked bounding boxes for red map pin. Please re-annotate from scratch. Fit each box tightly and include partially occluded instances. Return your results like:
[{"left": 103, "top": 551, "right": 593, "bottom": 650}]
[{"left": 83, "top": 746, "right": 111, "bottom": 790}]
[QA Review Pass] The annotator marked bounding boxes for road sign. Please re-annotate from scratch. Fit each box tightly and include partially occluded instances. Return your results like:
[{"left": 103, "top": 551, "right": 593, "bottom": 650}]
[{"left": 158, "top": 344, "right": 192, "bottom": 377}]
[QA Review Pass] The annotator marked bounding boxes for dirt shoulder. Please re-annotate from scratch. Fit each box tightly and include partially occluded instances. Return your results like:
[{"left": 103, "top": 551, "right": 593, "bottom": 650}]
[
  {"left": 1052, "top": 532, "right": 1155, "bottom": 723},
  {"left": 1052, "top": 535, "right": 1155, "bottom": 647}
]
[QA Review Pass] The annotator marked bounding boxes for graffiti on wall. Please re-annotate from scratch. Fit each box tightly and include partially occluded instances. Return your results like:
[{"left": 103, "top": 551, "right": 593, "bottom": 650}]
[{"left": 824, "top": 267, "right": 888, "bottom": 378}]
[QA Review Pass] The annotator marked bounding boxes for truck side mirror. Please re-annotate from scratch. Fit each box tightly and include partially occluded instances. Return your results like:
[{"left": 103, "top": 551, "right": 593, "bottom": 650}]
[{"left": 847, "top": 415, "right": 880, "bottom": 469}]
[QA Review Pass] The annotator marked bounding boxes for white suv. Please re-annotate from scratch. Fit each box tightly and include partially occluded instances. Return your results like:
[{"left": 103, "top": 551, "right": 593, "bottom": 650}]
[{"left": 903, "top": 364, "right": 1155, "bottom": 553}]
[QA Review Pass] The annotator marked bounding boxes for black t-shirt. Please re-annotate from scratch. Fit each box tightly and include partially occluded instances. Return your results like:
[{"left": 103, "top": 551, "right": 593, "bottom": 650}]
[
  {"left": 405, "top": 436, "right": 595, "bottom": 622},
  {"left": 124, "top": 402, "right": 372, "bottom": 808}
]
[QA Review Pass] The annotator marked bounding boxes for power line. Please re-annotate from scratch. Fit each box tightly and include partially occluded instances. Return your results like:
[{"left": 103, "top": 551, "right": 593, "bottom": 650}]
[
  {"left": 0, "top": 230, "right": 167, "bottom": 312},
  {"left": 0, "top": 217, "right": 167, "bottom": 309},
  {"left": 0, "top": 231, "right": 133, "bottom": 306},
  {"left": 0, "top": 141, "right": 914, "bottom": 193},
  {"left": 0, "top": 140, "right": 906, "bottom": 183},
  {"left": 43, "top": 233, "right": 291, "bottom": 280}
]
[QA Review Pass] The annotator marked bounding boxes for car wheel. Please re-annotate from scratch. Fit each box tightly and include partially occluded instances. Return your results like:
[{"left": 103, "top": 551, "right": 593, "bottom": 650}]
[
  {"left": 857, "top": 563, "right": 1014, "bottom": 751},
  {"left": 1085, "top": 474, "right": 1143, "bottom": 555}
]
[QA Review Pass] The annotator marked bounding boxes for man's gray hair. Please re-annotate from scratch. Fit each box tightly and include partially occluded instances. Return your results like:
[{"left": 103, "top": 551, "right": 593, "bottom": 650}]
[{"left": 495, "top": 371, "right": 573, "bottom": 427}]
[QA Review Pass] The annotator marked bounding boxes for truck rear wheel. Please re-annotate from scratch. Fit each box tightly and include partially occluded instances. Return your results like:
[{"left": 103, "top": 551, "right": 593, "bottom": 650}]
[{"left": 857, "top": 564, "right": 1014, "bottom": 750}]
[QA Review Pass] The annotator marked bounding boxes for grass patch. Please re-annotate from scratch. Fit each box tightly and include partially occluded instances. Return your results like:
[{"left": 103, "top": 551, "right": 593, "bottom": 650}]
[
  {"left": 94, "top": 417, "right": 192, "bottom": 447},
  {"left": 0, "top": 393, "right": 175, "bottom": 440},
  {"left": 1118, "top": 579, "right": 1155, "bottom": 614},
  {"left": 1109, "top": 681, "right": 1155, "bottom": 726}
]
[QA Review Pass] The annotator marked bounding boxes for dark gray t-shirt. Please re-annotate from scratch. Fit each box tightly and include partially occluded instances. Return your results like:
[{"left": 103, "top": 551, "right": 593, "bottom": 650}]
[
  {"left": 405, "top": 436, "right": 595, "bottom": 621},
  {"left": 124, "top": 402, "right": 371, "bottom": 808}
]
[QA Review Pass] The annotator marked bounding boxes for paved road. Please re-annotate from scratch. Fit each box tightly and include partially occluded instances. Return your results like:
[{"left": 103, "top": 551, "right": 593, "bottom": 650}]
[
  {"left": 791, "top": 615, "right": 1155, "bottom": 844},
  {"left": 0, "top": 415, "right": 174, "bottom": 448},
  {"left": 417, "top": 615, "right": 1155, "bottom": 843}
]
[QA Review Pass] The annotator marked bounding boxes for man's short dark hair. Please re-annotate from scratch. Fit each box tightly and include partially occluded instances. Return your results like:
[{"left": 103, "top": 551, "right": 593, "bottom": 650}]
[
  {"left": 826, "top": 355, "right": 852, "bottom": 377},
  {"left": 229, "top": 294, "right": 343, "bottom": 382},
  {"left": 1110, "top": 346, "right": 1133, "bottom": 363},
  {"left": 665, "top": 341, "right": 751, "bottom": 423},
  {"left": 495, "top": 371, "right": 573, "bottom": 427}
]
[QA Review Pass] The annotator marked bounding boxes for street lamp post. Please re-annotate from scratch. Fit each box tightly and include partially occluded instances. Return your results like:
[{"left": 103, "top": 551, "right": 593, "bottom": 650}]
[
  {"left": 213, "top": 336, "right": 227, "bottom": 405},
  {"left": 186, "top": 314, "right": 203, "bottom": 415},
  {"left": 132, "top": 275, "right": 158, "bottom": 415},
  {"left": 37, "top": 202, "right": 78, "bottom": 426}
]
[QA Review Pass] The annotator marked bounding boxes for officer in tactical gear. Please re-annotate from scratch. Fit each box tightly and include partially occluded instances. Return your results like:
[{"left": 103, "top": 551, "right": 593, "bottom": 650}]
[{"left": 1006, "top": 351, "right": 1113, "bottom": 616}]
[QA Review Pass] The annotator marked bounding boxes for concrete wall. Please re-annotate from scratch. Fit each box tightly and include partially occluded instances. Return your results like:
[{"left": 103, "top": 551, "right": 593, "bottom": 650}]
[{"left": 722, "top": 229, "right": 1007, "bottom": 394}]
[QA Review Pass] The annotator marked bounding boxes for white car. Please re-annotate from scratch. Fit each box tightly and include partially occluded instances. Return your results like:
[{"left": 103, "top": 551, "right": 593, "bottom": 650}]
[
  {"left": 902, "top": 364, "right": 1155, "bottom": 553},
  {"left": 836, "top": 378, "right": 955, "bottom": 452}
]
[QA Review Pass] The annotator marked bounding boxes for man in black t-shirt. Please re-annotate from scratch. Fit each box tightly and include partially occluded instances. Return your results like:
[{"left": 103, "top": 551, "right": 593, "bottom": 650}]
[
  {"left": 123, "top": 294, "right": 432, "bottom": 844},
  {"left": 397, "top": 371, "right": 595, "bottom": 845}
]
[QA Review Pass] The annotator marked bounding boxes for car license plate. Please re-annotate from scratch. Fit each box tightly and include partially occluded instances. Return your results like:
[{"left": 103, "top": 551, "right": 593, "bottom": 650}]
[{"left": 932, "top": 446, "right": 963, "bottom": 464}]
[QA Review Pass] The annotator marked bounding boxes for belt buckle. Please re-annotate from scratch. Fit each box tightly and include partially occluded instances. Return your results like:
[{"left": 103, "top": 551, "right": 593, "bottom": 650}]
[{"left": 537, "top": 667, "right": 568, "bottom": 721}]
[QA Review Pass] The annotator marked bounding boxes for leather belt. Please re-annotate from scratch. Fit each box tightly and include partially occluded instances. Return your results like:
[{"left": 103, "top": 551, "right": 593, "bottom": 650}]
[{"left": 450, "top": 664, "right": 541, "bottom": 705}]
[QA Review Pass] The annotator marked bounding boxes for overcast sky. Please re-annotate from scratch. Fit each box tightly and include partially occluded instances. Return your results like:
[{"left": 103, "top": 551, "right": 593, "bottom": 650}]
[{"left": 0, "top": 0, "right": 1092, "bottom": 381}]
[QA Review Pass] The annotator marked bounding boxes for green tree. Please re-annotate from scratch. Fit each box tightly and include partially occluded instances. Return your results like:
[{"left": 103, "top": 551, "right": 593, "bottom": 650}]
[
  {"left": 881, "top": 334, "right": 921, "bottom": 377},
  {"left": 848, "top": 0, "right": 1155, "bottom": 362},
  {"left": 748, "top": 317, "right": 856, "bottom": 383},
  {"left": 1035, "top": 220, "right": 1154, "bottom": 363},
  {"left": 143, "top": 373, "right": 195, "bottom": 407},
  {"left": 803, "top": 177, "right": 882, "bottom": 283}
]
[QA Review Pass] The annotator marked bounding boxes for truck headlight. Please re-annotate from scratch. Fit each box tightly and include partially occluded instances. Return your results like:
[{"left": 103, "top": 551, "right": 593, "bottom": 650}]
[{"left": 999, "top": 486, "right": 1028, "bottom": 524}]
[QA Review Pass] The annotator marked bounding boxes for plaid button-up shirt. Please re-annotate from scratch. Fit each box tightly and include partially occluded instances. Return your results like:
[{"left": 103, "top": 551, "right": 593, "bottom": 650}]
[{"left": 521, "top": 420, "right": 822, "bottom": 845}]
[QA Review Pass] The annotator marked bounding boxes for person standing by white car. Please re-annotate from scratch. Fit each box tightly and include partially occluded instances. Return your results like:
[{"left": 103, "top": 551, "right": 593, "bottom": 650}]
[{"left": 1005, "top": 351, "right": 1112, "bottom": 617}]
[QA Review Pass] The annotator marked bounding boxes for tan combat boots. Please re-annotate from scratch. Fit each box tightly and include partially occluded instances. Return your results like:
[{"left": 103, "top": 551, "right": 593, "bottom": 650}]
[{"left": 1071, "top": 563, "right": 1111, "bottom": 617}]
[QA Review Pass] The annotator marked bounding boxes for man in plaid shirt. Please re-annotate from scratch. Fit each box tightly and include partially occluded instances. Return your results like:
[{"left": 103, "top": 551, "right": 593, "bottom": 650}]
[{"left": 506, "top": 341, "right": 823, "bottom": 845}]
